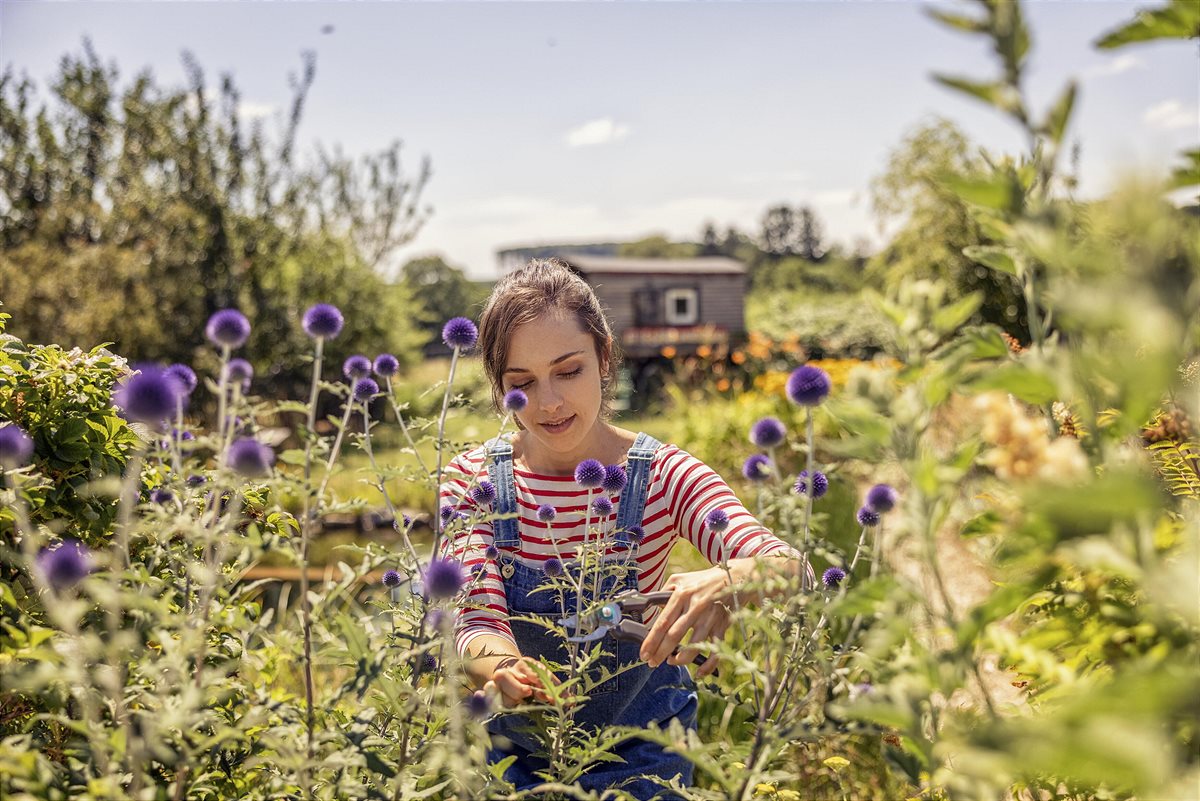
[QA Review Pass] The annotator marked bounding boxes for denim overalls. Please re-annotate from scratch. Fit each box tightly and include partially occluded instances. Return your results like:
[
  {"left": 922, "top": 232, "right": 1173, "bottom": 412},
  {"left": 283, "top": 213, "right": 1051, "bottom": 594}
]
[{"left": 483, "top": 432, "right": 698, "bottom": 798}]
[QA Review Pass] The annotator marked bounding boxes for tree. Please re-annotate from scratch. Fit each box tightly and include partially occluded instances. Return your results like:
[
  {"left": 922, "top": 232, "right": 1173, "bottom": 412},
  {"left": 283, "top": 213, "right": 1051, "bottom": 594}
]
[
  {"left": 699, "top": 222, "right": 722, "bottom": 256},
  {"left": 868, "top": 118, "right": 1027, "bottom": 338},
  {"left": 401, "top": 255, "right": 491, "bottom": 347},
  {"left": 759, "top": 204, "right": 798, "bottom": 259},
  {"left": 796, "top": 205, "right": 825, "bottom": 262},
  {"left": 617, "top": 235, "right": 698, "bottom": 259},
  {"left": 0, "top": 41, "right": 431, "bottom": 399}
]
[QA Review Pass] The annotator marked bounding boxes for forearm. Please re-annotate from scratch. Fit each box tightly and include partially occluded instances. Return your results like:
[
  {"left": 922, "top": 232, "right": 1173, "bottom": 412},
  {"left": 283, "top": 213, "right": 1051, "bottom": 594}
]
[{"left": 462, "top": 633, "right": 523, "bottom": 690}]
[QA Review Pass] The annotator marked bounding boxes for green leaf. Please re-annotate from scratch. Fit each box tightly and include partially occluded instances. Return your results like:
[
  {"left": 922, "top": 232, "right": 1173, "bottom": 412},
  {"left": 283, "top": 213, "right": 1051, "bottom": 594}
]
[
  {"left": 1095, "top": 0, "right": 1200, "bottom": 49},
  {"left": 926, "top": 8, "right": 988, "bottom": 33},
  {"left": 932, "top": 291, "right": 984, "bottom": 334},
  {"left": 939, "top": 171, "right": 1016, "bottom": 211},
  {"left": 277, "top": 448, "right": 308, "bottom": 466},
  {"left": 1026, "top": 470, "right": 1162, "bottom": 540},
  {"left": 1168, "top": 148, "right": 1200, "bottom": 190},
  {"left": 963, "top": 245, "right": 1019, "bottom": 276},
  {"left": 970, "top": 364, "right": 1058, "bottom": 405},
  {"left": 932, "top": 75, "right": 1020, "bottom": 115},
  {"left": 961, "top": 510, "right": 1001, "bottom": 538},
  {"left": 1042, "top": 81, "right": 1077, "bottom": 146},
  {"left": 56, "top": 418, "right": 90, "bottom": 443}
]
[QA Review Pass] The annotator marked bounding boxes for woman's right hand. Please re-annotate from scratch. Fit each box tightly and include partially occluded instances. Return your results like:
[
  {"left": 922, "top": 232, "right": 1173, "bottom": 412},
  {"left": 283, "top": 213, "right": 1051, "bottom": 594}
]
[{"left": 483, "top": 656, "right": 561, "bottom": 708}]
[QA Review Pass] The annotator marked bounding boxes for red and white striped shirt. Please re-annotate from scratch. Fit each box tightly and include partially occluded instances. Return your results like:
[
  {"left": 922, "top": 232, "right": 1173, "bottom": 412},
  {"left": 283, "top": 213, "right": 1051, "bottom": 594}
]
[{"left": 440, "top": 442, "right": 801, "bottom": 656}]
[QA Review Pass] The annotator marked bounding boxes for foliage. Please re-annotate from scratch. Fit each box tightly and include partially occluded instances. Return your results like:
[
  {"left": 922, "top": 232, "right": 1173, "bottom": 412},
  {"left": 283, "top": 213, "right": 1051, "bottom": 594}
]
[
  {"left": 617, "top": 235, "right": 700, "bottom": 259},
  {"left": 0, "top": 42, "right": 429, "bottom": 400},
  {"left": 400, "top": 256, "right": 493, "bottom": 350}
]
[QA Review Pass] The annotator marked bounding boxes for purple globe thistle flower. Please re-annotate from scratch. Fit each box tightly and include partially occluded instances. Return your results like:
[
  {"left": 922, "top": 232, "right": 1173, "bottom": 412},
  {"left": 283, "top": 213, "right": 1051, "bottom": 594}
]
[
  {"left": 420, "top": 653, "right": 438, "bottom": 672},
  {"left": 742, "top": 454, "right": 772, "bottom": 482},
  {"left": 537, "top": 504, "right": 557, "bottom": 523},
  {"left": 150, "top": 487, "right": 174, "bottom": 505},
  {"left": 470, "top": 564, "right": 484, "bottom": 578},
  {"left": 0, "top": 424, "right": 34, "bottom": 468},
  {"left": 503, "top": 389, "right": 528, "bottom": 413},
  {"left": 423, "top": 557, "right": 466, "bottom": 599},
  {"left": 794, "top": 470, "right": 829, "bottom": 500},
  {"left": 302, "top": 303, "right": 344, "bottom": 340},
  {"left": 627, "top": 524, "right": 646, "bottom": 544},
  {"left": 467, "top": 689, "right": 491, "bottom": 719},
  {"left": 186, "top": 474, "right": 206, "bottom": 487},
  {"left": 224, "top": 358, "right": 254, "bottom": 390},
  {"left": 35, "top": 540, "right": 92, "bottom": 589},
  {"left": 442, "top": 317, "right": 478, "bottom": 351},
  {"left": 353, "top": 378, "right": 379, "bottom": 402},
  {"left": 856, "top": 506, "right": 880, "bottom": 527},
  {"left": 750, "top": 417, "right": 787, "bottom": 448},
  {"left": 592, "top": 495, "right": 613, "bottom": 516},
  {"left": 786, "top": 364, "right": 832, "bottom": 407},
  {"left": 227, "top": 438, "right": 275, "bottom": 478},
  {"left": 822, "top": 566, "right": 847, "bottom": 589},
  {"left": 543, "top": 557, "right": 563, "bottom": 577},
  {"left": 485, "top": 545, "right": 500, "bottom": 560},
  {"left": 602, "top": 464, "right": 627, "bottom": 495},
  {"left": 165, "top": 364, "right": 198, "bottom": 396},
  {"left": 205, "top": 309, "right": 251, "bottom": 349},
  {"left": 343, "top": 355, "right": 372, "bottom": 381},
  {"left": 439, "top": 504, "right": 456, "bottom": 524},
  {"left": 704, "top": 508, "right": 730, "bottom": 533},
  {"left": 382, "top": 569, "right": 402, "bottom": 588},
  {"left": 471, "top": 480, "right": 497, "bottom": 505},
  {"left": 866, "top": 483, "right": 899, "bottom": 514},
  {"left": 373, "top": 353, "right": 399, "bottom": 378},
  {"left": 574, "top": 459, "right": 605, "bottom": 489},
  {"left": 114, "top": 365, "right": 182, "bottom": 424}
]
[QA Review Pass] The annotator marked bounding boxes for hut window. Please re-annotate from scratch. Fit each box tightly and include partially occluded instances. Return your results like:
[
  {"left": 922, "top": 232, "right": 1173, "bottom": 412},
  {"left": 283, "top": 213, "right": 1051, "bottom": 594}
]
[{"left": 664, "top": 288, "right": 699, "bottom": 325}]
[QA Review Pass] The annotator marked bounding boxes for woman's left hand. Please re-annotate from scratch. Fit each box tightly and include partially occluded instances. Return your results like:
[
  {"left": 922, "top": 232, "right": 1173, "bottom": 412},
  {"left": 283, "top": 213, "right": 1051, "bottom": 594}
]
[{"left": 638, "top": 566, "right": 738, "bottom": 678}]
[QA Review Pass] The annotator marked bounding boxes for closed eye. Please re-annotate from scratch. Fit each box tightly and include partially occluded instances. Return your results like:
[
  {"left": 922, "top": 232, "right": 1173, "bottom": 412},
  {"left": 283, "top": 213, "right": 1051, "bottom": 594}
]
[{"left": 511, "top": 367, "right": 582, "bottom": 391}]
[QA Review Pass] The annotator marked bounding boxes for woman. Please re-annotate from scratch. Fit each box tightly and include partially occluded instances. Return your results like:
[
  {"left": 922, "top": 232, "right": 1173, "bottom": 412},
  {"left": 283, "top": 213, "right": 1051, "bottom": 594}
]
[{"left": 440, "top": 259, "right": 814, "bottom": 798}]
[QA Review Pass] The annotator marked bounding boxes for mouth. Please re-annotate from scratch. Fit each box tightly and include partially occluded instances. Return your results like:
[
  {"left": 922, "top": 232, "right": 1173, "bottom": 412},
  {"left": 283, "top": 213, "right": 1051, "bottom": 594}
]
[{"left": 540, "top": 415, "right": 576, "bottom": 434}]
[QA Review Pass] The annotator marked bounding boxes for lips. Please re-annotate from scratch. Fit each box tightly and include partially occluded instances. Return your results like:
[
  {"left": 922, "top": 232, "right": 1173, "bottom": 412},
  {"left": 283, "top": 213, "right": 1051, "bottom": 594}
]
[{"left": 541, "top": 414, "right": 576, "bottom": 434}]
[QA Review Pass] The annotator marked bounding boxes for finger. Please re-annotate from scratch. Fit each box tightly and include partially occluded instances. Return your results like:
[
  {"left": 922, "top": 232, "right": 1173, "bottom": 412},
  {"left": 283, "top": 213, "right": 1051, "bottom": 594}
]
[
  {"left": 670, "top": 614, "right": 715, "bottom": 666},
  {"left": 695, "top": 652, "right": 720, "bottom": 679},
  {"left": 495, "top": 673, "right": 533, "bottom": 707},
  {"left": 639, "top": 592, "right": 689, "bottom": 664},
  {"left": 650, "top": 597, "right": 713, "bottom": 666}
]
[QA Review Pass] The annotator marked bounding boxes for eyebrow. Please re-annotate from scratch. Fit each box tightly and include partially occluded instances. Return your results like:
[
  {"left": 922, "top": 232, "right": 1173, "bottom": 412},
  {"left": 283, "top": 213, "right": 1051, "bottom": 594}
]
[{"left": 504, "top": 350, "right": 585, "bottom": 374}]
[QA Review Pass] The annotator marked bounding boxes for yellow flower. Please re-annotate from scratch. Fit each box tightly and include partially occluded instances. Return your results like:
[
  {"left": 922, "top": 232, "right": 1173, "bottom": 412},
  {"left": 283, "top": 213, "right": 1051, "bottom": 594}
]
[
  {"left": 823, "top": 756, "right": 850, "bottom": 771},
  {"left": 777, "top": 791, "right": 801, "bottom": 800},
  {"left": 753, "top": 783, "right": 777, "bottom": 797}
]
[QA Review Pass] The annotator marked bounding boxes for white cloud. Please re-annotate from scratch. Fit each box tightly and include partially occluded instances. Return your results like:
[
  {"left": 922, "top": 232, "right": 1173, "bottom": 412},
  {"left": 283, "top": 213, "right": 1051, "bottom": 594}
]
[
  {"left": 236, "top": 100, "right": 277, "bottom": 120},
  {"left": 812, "top": 188, "right": 857, "bottom": 206},
  {"left": 565, "top": 118, "right": 631, "bottom": 148},
  {"left": 1143, "top": 100, "right": 1198, "bottom": 131},
  {"left": 1084, "top": 54, "right": 1144, "bottom": 78}
]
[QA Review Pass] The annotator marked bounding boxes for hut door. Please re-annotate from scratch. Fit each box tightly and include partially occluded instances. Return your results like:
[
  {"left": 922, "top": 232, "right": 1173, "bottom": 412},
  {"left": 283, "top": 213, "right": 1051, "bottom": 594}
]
[{"left": 634, "top": 287, "right": 662, "bottom": 326}]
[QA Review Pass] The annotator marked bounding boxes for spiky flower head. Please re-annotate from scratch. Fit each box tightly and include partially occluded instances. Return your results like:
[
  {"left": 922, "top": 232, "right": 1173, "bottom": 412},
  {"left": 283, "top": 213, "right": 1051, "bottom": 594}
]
[
  {"left": 704, "top": 507, "right": 730, "bottom": 533},
  {"left": 343, "top": 355, "right": 372, "bottom": 381},
  {"left": 794, "top": 470, "right": 829, "bottom": 499},
  {"left": 856, "top": 506, "right": 880, "bottom": 527},
  {"left": 786, "top": 364, "right": 832, "bottom": 406},
  {"left": 471, "top": 480, "right": 497, "bottom": 505},
  {"left": 373, "top": 353, "right": 399, "bottom": 378},
  {"left": 592, "top": 495, "right": 613, "bottom": 516},
  {"left": 423, "top": 558, "right": 466, "bottom": 599},
  {"left": 822, "top": 566, "right": 846, "bottom": 589},
  {"left": 543, "top": 557, "right": 563, "bottom": 577},
  {"left": 442, "top": 317, "right": 478, "bottom": 351},
  {"left": 227, "top": 438, "right": 275, "bottom": 478},
  {"left": 150, "top": 487, "right": 174, "bottom": 505},
  {"left": 626, "top": 524, "right": 646, "bottom": 544},
  {"left": 467, "top": 690, "right": 491, "bottom": 719},
  {"left": 186, "top": 474, "right": 206, "bottom": 487},
  {"left": 574, "top": 459, "right": 605, "bottom": 489},
  {"left": 36, "top": 540, "right": 92, "bottom": 589},
  {"left": 205, "top": 309, "right": 251, "bottom": 349},
  {"left": 420, "top": 653, "right": 438, "bottom": 672},
  {"left": 866, "top": 483, "right": 899, "bottom": 513},
  {"left": 382, "top": 569, "right": 402, "bottom": 588},
  {"left": 165, "top": 363, "right": 198, "bottom": 396},
  {"left": 302, "top": 303, "right": 344, "bottom": 340},
  {"left": 114, "top": 365, "right": 182, "bottom": 423},
  {"left": 503, "top": 389, "right": 528, "bottom": 413},
  {"left": 224, "top": 358, "right": 254, "bottom": 390},
  {"left": 439, "top": 504, "right": 456, "bottom": 524},
  {"left": 742, "top": 454, "right": 772, "bottom": 482},
  {"left": 0, "top": 424, "right": 34, "bottom": 467},
  {"left": 353, "top": 378, "right": 379, "bottom": 402},
  {"left": 750, "top": 417, "right": 787, "bottom": 448},
  {"left": 484, "top": 545, "right": 500, "bottom": 560},
  {"left": 537, "top": 504, "right": 557, "bottom": 523},
  {"left": 602, "top": 464, "right": 627, "bottom": 494}
]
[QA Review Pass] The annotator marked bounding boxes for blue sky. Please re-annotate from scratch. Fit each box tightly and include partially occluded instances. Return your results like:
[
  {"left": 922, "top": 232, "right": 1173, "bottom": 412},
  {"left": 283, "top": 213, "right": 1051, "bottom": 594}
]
[{"left": 2, "top": 1, "right": 1196, "bottom": 279}]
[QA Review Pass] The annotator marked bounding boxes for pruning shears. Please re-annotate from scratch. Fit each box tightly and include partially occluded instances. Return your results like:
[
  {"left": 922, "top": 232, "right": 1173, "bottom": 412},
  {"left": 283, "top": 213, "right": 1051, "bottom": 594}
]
[{"left": 557, "top": 589, "right": 713, "bottom": 671}]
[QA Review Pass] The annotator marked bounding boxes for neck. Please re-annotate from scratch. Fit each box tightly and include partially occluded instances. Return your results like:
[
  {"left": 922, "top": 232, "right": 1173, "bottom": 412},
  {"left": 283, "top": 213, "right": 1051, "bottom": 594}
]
[{"left": 517, "top": 421, "right": 618, "bottom": 475}]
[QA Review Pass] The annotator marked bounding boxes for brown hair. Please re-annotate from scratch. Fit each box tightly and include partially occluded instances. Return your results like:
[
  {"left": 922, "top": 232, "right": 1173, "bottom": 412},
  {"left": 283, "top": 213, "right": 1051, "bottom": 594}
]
[{"left": 478, "top": 258, "right": 620, "bottom": 422}]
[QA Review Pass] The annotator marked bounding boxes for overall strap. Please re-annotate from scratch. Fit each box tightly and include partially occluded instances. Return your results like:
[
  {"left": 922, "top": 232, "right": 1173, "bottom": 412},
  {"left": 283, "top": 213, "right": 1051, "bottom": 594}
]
[
  {"left": 613, "top": 432, "right": 663, "bottom": 555},
  {"left": 484, "top": 438, "right": 521, "bottom": 557}
]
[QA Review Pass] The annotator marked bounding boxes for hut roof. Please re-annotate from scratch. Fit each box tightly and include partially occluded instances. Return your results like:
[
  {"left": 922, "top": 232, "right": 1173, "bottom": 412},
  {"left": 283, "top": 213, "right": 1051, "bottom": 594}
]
[{"left": 563, "top": 256, "right": 746, "bottom": 275}]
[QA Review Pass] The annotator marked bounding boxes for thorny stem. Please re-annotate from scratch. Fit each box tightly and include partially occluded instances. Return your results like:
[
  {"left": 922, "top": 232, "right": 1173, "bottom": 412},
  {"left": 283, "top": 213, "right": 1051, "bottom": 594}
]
[
  {"left": 361, "top": 404, "right": 420, "bottom": 569},
  {"left": 297, "top": 335, "right": 325, "bottom": 779},
  {"left": 801, "top": 409, "right": 816, "bottom": 549},
  {"left": 384, "top": 375, "right": 431, "bottom": 478},
  {"left": 432, "top": 347, "right": 461, "bottom": 559}
]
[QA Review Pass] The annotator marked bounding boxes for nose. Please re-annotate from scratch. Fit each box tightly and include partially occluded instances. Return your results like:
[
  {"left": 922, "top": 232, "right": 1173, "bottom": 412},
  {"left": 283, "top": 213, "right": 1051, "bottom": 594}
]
[{"left": 539, "top": 384, "right": 564, "bottom": 414}]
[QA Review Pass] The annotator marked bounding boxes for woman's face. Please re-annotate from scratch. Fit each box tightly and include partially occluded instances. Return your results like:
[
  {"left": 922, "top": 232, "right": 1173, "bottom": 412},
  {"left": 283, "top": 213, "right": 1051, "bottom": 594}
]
[{"left": 502, "top": 309, "right": 607, "bottom": 459}]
